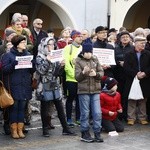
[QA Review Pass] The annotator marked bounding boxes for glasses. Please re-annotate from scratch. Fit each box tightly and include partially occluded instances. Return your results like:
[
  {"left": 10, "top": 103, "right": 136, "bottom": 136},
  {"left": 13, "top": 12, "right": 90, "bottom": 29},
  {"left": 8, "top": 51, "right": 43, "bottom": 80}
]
[
  {"left": 36, "top": 23, "right": 42, "bottom": 25},
  {"left": 97, "top": 31, "right": 107, "bottom": 34}
]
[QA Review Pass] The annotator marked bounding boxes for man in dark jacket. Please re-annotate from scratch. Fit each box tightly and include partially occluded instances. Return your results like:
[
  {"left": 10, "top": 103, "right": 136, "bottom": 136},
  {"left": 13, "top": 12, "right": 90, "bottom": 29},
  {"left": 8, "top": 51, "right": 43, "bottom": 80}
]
[
  {"left": 31, "top": 18, "right": 48, "bottom": 59},
  {"left": 93, "top": 26, "right": 114, "bottom": 78},
  {"left": 114, "top": 31, "right": 134, "bottom": 121},
  {"left": 124, "top": 36, "right": 150, "bottom": 125}
]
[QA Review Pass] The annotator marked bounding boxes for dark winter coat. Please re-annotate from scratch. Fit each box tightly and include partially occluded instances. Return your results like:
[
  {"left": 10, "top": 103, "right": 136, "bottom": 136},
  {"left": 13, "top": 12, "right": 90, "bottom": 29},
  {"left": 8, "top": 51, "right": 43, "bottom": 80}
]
[
  {"left": 31, "top": 29, "right": 48, "bottom": 58},
  {"left": 123, "top": 49, "right": 150, "bottom": 98},
  {"left": 114, "top": 43, "right": 134, "bottom": 81},
  {"left": 1, "top": 47, "right": 34, "bottom": 101},
  {"left": 93, "top": 39, "right": 115, "bottom": 77}
]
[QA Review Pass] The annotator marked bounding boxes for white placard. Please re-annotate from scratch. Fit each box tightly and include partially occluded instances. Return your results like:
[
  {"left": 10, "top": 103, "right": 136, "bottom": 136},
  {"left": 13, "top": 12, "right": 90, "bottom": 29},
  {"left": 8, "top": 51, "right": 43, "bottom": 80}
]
[
  {"left": 50, "top": 49, "right": 63, "bottom": 63},
  {"left": 93, "top": 48, "right": 116, "bottom": 65},
  {"left": 15, "top": 55, "right": 33, "bottom": 69}
]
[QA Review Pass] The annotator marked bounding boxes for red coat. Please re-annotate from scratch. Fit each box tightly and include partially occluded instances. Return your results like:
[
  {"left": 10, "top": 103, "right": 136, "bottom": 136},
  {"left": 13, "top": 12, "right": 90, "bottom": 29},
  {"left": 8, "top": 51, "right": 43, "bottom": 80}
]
[{"left": 100, "top": 92, "right": 122, "bottom": 121}]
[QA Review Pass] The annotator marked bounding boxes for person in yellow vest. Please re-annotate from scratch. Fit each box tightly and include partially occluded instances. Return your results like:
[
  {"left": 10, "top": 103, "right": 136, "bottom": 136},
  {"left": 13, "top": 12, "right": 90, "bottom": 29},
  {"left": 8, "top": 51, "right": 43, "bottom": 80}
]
[{"left": 63, "top": 30, "right": 82, "bottom": 126}]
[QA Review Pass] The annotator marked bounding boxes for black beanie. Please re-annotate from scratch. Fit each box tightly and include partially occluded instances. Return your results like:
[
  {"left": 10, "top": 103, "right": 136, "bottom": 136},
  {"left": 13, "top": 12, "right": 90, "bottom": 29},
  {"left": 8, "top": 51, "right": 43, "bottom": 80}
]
[
  {"left": 82, "top": 42, "right": 93, "bottom": 53},
  {"left": 104, "top": 77, "right": 118, "bottom": 90},
  {"left": 11, "top": 35, "right": 26, "bottom": 48}
]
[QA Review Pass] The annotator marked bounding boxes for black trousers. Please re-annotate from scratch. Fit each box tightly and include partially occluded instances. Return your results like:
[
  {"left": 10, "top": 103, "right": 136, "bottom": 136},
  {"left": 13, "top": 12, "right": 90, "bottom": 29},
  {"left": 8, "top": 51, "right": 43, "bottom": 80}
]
[
  {"left": 102, "top": 118, "right": 124, "bottom": 132},
  {"left": 41, "top": 100, "right": 68, "bottom": 130}
]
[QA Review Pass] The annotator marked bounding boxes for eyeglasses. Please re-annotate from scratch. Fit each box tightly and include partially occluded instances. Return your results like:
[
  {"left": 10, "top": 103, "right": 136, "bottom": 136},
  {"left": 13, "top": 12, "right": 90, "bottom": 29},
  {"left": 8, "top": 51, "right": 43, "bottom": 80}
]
[
  {"left": 36, "top": 23, "right": 42, "bottom": 25},
  {"left": 97, "top": 31, "right": 107, "bottom": 34}
]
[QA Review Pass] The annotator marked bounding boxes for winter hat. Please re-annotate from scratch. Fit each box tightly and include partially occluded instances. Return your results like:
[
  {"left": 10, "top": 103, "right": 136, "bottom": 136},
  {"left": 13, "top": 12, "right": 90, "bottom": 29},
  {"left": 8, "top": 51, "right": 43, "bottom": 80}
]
[
  {"left": 70, "top": 30, "right": 81, "bottom": 40},
  {"left": 11, "top": 35, "right": 26, "bottom": 48},
  {"left": 5, "top": 29, "right": 16, "bottom": 37},
  {"left": 134, "top": 36, "right": 146, "bottom": 43},
  {"left": 82, "top": 43, "right": 93, "bottom": 53},
  {"left": 119, "top": 31, "right": 130, "bottom": 38},
  {"left": 95, "top": 26, "right": 108, "bottom": 33},
  {"left": 104, "top": 77, "right": 118, "bottom": 90}
]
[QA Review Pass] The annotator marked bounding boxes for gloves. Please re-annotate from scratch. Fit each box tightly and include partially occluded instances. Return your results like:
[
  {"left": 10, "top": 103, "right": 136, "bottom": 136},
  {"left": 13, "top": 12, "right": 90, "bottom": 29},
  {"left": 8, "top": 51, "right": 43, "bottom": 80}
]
[
  {"left": 89, "top": 69, "right": 96, "bottom": 76},
  {"left": 82, "top": 66, "right": 90, "bottom": 74}
]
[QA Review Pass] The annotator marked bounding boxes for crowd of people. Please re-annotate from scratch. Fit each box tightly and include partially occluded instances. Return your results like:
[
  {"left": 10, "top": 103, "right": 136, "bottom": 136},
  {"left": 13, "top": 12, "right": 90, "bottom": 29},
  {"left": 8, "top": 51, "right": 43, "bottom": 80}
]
[{"left": 0, "top": 12, "right": 150, "bottom": 143}]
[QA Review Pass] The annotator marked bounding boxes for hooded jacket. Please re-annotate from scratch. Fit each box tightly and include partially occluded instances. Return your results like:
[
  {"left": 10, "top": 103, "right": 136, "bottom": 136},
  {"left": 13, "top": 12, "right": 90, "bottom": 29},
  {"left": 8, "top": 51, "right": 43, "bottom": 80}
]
[{"left": 75, "top": 53, "right": 104, "bottom": 94}]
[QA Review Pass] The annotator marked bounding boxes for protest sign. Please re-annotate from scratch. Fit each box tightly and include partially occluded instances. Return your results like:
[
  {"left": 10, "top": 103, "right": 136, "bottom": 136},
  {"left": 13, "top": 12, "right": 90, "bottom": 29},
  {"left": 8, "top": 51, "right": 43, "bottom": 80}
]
[
  {"left": 93, "top": 48, "right": 116, "bottom": 65},
  {"left": 15, "top": 55, "right": 33, "bottom": 69},
  {"left": 50, "top": 49, "right": 63, "bottom": 63}
]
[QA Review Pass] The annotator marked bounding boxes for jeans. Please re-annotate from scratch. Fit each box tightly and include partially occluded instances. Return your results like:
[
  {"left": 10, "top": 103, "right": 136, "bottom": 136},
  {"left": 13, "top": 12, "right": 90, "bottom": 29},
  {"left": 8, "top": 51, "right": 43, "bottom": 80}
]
[
  {"left": 9, "top": 100, "right": 27, "bottom": 123},
  {"left": 79, "top": 94, "right": 102, "bottom": 133}
]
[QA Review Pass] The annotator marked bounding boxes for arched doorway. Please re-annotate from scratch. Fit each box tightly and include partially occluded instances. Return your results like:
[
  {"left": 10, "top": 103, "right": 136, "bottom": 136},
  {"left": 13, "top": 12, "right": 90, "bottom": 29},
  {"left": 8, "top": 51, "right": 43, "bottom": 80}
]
[
  {"left": 123, "top": 0, "right": 150, "bottom": 32},
  {"left": 0, "top": 0, "right": 76, "bottom": 37}
]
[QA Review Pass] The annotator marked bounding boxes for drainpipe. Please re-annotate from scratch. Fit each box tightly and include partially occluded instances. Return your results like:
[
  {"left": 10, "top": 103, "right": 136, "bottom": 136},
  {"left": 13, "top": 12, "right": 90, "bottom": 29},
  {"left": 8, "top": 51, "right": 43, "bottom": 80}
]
[{"left": 107, "top": 0, "right": 111, "bottom": 29}]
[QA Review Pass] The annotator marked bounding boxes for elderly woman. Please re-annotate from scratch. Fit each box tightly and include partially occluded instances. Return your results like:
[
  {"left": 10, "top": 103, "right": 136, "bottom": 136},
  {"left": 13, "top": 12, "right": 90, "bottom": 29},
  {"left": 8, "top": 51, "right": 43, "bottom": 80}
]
[
  {"left": 36, "top": 37, "right": 75, "bottom": 137},
  {"left": 1, "top": 35, "right": 35, "bottom": 139}
]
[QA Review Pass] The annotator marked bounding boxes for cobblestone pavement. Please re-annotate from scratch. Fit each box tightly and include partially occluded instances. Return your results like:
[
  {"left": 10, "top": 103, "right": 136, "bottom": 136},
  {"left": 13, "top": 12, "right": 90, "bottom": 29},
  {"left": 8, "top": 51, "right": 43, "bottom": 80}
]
[{"left": 0, "top": 114, "right": 150, "bottom": 150}]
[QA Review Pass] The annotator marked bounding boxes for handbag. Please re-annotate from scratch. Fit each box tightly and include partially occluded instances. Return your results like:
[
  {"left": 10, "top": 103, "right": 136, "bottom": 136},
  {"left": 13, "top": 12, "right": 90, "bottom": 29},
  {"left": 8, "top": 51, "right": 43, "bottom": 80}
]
[
  {"left": 0, "top": 81, "right": 14, "bottom": 108},
  {"left": 128, "top": 76, "right": 144, "bottom": 100},
  {"left": 42, "top": 81, "right": 61, "bottom": 101}
]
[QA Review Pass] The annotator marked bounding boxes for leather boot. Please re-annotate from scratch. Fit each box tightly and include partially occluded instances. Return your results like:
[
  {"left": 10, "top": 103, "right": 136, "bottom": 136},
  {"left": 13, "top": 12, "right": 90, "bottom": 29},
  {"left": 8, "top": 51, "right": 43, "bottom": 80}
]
[
  {"left": 18, "top": 123, "right": 25, "bottom": 138},
  {"left": 10, "top": 123, "right": 19, "bottom": 139},
  {"left": 48, "top": 116, "right": 55, "bottom": 129}
]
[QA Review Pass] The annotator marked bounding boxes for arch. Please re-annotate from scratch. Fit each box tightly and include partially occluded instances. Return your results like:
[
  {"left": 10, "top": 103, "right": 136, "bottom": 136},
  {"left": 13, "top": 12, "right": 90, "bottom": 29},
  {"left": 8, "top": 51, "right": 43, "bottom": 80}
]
[
  {"left": 123, "top": 0, "right": 150, "bottom": 31},
  {"left": 0, "top": 0, "right": 77, "bottom": 29}
]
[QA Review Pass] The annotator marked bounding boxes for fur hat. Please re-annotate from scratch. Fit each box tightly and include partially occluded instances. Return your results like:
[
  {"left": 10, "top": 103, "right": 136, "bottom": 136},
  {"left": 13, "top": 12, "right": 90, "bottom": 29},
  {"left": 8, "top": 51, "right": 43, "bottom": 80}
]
[
  {"left": 134, "top": 36, "right": 146, "bottom": 43},
  {"left": 104, "top": 77, "right": 118, "bottom": 90},
  {"left": 70, "top": 30, "right": 81, "bottom": 39},
  {"left": 5, "top": 29, "right": 16, "bottom": 37},
  {"left": 11, "top": 35, "right": 26, "bottom": 48},
  {"left": 82, "top": 42, "right": 93, "bottom": 53},
  {"left": 95, "top": 26, "right": 108, "bottom": 33}
]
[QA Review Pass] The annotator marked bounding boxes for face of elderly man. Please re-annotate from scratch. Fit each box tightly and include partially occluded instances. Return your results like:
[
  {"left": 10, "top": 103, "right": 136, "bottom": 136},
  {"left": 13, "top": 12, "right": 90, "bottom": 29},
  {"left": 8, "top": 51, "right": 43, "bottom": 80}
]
[{"left": 134, "top": 40, "right": 146, "bottom": 52}]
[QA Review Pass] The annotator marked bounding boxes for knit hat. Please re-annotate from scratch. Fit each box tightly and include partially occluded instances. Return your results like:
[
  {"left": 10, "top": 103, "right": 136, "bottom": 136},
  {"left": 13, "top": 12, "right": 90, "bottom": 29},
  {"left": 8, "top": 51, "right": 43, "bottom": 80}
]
[
  {"left": 95, "top": 26, "right": 108, "bottom": 33},
  {"left": 5, "top": 29, "right": 16, "bottom": 37},
  {"left": 134, "top": 36, "right": 146, "bottom": 43},
  {"left": 108, "top": 28, "right": 117, "bottom": 35},
  {"left": 11, "top": 35, "right": 26, "bottom": 48},
  {"left": 104, "top": 77, "right": 118, "bottom": 90},
  {"left": 82, "top": 42, "right": 93, "bottom": 53},
  {"left": 70, "top": 30, "right": 81, "bottom": 39}
]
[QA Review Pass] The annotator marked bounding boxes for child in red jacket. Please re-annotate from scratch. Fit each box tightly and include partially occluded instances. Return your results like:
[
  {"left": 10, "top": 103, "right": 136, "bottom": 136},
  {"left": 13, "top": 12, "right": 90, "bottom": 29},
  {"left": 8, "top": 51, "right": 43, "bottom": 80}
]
[{"left": 100, "top": 77, "right": 124, "bottom": 134}]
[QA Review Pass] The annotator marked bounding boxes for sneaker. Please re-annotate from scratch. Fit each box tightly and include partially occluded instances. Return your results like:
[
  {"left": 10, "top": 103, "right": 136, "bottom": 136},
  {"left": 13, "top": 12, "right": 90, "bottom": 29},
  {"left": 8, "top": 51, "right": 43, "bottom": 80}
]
[
  {"left": 67, "top": 119, "right": 75, "bottom": 127},
  {"left": 94, "top": 132, "right": 104, "bottom": 142},
  {"left": 80, "top": 131, "right": 94, "bottom": 143},
  {"left": 127, "top": 120, "right": 135, "bottom": 125},
  {"left": 62, "top": 129, "right": 76, "bottom": 136},
  {"left": 139, "top": 120, "right": 148, "bottom": 125},
  {"left": 75, "top": 120, "right": 80, "bottom": 125}
]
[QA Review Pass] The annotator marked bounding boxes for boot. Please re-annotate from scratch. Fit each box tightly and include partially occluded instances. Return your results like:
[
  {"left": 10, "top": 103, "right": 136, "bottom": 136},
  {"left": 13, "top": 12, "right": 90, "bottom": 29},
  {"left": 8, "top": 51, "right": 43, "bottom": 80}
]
[
  {"left": 94, "top": 132, "right": 104, "bottom": 142},
  {"left": 80, "top": 131, "right": 94, "bottom": 143},
  {"left": 10, "top": 123, "right": 19, "bottom": 139},
  {"left": 18, "top": 123, "right": 25, "bottom": 138},
  {"left": 47, "top": 116, "right": 55, "bottom": 129},
  {"left": 43, "top": 127, "right": 50, "bottom": 137},
  {"left": 3, "top": 122, "right": 11, "bottom": 135}
]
